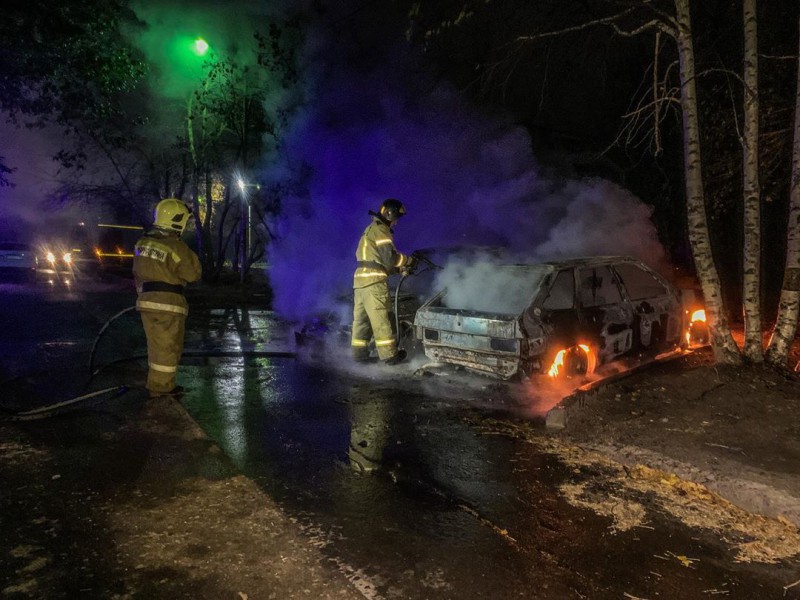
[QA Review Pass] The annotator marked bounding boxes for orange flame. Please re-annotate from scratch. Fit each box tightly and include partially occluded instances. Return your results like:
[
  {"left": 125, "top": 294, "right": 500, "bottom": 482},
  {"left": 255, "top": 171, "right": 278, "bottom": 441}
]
[
  {"left": 685, "top": 308, "right": 708, "bottom": 347},
  {"left": 578, "top": 344, "right": 597, "bottom": 375},
  {"left": 548, "top": 349, "right": 567, "bottom": 377},
  {"left": 690, "top": 309, "right": 706, "bottom": 323},
  {"left": 548, "top": 344, "right": 595, "bottom": 378}
]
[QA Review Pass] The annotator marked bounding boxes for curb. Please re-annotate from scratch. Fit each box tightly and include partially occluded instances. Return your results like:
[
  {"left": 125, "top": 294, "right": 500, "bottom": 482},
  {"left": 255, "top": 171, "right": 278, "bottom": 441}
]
[{"left": 545, "top": 349, "right": 689, "bottom": 430}]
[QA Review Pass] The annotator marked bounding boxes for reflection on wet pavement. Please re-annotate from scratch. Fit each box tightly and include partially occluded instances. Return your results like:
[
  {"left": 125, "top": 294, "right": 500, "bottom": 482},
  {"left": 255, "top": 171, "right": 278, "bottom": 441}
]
[{"left": 178, "top": 311, "right": 787, "bottom": 599}]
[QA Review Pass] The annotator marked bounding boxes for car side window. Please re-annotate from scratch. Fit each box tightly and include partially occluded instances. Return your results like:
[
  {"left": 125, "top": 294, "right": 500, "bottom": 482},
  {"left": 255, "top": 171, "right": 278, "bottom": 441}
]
[
  {"left": 542, "top": 270, "right": 575, "bottom": 310},
  {"left": 578, "top": 266, "right": 622, "bottom": 307},
  {"left": 614, "top": 263, "right": 667, "bottom": 300}
]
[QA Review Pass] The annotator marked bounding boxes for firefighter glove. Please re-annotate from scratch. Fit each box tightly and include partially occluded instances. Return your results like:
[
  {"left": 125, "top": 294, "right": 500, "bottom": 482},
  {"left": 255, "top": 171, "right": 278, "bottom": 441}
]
[{"left": 405, "top": 254, "right": 418, "bottom": 274}]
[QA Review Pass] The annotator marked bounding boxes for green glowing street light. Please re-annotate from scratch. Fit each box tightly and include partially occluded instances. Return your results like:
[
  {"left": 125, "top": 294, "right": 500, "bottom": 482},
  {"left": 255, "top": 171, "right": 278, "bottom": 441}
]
[{"left": 193, "top": 38, "right": 210, "bottom": 56}]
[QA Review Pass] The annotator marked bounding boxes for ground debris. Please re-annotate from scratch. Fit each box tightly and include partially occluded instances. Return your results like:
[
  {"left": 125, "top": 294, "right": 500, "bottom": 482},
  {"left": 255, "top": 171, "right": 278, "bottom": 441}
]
[{"left": 473, "top": 418, "right": 800, "bottom": 564}]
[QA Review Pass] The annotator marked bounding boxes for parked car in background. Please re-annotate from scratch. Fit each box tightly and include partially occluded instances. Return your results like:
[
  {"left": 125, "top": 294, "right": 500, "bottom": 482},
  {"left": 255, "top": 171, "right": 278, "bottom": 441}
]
[
  {"left": 414, "top": 256, "right": 686, "bottom": 380},
  {"left": 38, "top": 240, "right": 77, "bottom": 272},
  {"left": 0, "top": 242, "right": 38, "bottom": 281}
]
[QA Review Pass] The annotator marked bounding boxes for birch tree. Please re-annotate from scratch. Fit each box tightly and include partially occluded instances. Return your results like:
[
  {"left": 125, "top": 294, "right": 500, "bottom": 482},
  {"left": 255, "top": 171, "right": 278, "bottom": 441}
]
[
  {"left": 765, "top": 13, "right": 800, "bottom": 368},
  {"left": 673, "top": 0, "right": 742, "bottom": 363},
  {"left": 741, "top": 0, "right": 763, "bottom": 362}
]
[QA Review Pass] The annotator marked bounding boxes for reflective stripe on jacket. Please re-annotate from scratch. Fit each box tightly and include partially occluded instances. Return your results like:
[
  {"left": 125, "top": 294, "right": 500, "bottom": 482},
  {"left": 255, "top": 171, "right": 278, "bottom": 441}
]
[
  {"left": 133, "top": 229, "right": 202, "bottom": 315},
  {"left": 352, "top": 218, "right": 410, "bottom": 289}
]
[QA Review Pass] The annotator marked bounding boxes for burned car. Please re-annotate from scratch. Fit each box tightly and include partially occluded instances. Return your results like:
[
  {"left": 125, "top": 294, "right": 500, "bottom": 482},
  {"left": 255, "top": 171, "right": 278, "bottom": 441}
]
[{"left": 413, "top": 256, "right": 685, "bottom": 380}]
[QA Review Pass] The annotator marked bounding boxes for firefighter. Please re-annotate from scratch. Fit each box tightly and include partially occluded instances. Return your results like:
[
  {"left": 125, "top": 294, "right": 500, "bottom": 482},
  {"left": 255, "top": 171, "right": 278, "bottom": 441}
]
[
  {"left": 352, "top": 198, "right": 417, "bottom": 365},
  {"left": 133, "top": 199, "right": 202, "bottom": 398}
]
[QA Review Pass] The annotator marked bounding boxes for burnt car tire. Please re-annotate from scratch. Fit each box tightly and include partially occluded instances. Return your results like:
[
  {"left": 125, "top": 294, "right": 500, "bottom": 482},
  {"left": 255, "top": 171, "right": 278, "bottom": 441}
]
[{"left": 563, "top": 345, "right": 597, "bottom": 376}]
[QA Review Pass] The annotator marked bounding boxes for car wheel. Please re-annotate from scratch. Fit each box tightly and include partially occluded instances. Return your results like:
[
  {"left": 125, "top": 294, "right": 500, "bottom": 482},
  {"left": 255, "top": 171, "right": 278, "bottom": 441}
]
[{"left": 564, "top": 344, "right": 597, "bottom": 377}]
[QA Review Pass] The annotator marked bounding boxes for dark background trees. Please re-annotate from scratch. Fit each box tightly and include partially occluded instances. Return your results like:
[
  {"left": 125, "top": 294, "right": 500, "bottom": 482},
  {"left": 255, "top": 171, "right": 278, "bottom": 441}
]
[
  {"left": 407, "top": 0, "right": 800, "bottom": 364},
  {"left": 0, "top": 1, "right": 300, "bottom": 282}
]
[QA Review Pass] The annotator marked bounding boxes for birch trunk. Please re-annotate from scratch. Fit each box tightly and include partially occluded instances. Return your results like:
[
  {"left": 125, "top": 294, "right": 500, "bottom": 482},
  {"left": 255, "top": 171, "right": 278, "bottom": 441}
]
[
  {"left": 742, "top": 0, "right": 763, "bottom": 362},
  {"left": 765, "top": 14, "right": 800, "bottom": 368},
  {"left": 674, "top": 0, "right": 742, "bottom": 364}
]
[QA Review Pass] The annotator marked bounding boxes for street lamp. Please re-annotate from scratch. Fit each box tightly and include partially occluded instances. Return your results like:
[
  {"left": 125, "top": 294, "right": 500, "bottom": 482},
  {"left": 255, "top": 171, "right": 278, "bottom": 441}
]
[
  {"left": 236, "top": 177, "right": 261, "bottom": 283},
  {"left": 193, "top": 38, "right": 210, "bottom": 57}
]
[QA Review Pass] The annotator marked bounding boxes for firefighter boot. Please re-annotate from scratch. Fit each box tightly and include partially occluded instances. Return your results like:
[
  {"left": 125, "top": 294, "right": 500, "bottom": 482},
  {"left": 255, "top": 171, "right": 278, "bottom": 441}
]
[
  {"left": 149, "top": 385, "right": 185, "bottom": 399},
  {"left": 383, "top": 349, "right": 407, "bottom": 365}
]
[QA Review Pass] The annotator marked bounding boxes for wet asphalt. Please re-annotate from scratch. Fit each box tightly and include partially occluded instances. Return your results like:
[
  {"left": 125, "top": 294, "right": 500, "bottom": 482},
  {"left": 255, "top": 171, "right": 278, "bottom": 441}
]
[{"left": 1, "top": 276, "right": 797, "bottom": 599}]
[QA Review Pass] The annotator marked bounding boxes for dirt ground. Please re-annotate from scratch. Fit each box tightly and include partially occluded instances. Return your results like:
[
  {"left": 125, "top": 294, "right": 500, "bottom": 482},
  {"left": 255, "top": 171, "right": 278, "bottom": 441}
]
[
  {"left": 0, "top": 383, "right": 365, "bottom": 599},
  {"left": 497, "top": 345, "right": 800, "bottom": 566}
]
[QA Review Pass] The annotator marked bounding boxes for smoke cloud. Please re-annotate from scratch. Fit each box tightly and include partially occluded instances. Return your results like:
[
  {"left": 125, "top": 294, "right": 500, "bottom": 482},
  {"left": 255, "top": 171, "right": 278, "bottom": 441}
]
[
  {"left": 0, "top": 121, "right": 82, "bottom": 239},
  {"left": 265, "top": 3, "right": 666, "bottom": 322}
]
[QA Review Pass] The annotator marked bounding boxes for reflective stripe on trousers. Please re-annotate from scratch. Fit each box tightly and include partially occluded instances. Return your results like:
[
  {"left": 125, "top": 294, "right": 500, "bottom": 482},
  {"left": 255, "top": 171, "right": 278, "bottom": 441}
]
[
  {"left": 351, "top": 281, "right": 397, "bottom": 361},
  {"left": 140, "top": 310, "right": 186, "bottom": 393},
  {"left": 137, "top": 299, "right": 188, "bottom": 315}
]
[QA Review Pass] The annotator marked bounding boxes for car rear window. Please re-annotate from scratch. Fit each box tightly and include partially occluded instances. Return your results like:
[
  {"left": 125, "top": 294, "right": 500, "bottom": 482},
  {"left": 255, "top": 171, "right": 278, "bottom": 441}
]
[
  {"left": 0, "top": 242, "right": 32, "bottom": 252},
  {"left": 440, "top": 264, "right": 551, "bottom": 315},
  {"left": 614, "top": 263, "right": 667, "bottom": 300}
]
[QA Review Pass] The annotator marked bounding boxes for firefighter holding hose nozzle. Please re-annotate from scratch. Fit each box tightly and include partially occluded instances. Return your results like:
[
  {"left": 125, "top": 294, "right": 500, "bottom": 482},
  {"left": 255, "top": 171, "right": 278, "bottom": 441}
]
[
  {"left": 351, "top": 198, "right": 418, "bottom": 365},
  {"left": 133, "top": 199, "right": 201, "bottom": 398}
]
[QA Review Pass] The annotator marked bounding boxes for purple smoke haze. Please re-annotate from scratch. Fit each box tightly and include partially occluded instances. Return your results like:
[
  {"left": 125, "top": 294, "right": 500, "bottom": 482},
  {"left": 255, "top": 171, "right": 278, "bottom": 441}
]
[{"left": 264, "top": 6, "right": 666, "bottom": 321}]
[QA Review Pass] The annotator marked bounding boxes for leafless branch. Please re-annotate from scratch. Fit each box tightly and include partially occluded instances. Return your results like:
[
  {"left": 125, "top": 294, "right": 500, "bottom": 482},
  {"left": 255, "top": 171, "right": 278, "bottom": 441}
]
[
  {"left": 696, "top": 67, "right": 747, "bottom": 89},
  {"left": 760, "top": 54, "right": 796, "bottom": 61},
  {"left": 621, "top": 96, "right": 682, "bottom": 120},
  {"left": 514, "top": 8, "right": 639, "bottom": 43},
  {"left": 653, "top": 31, "right": 662, "bottom": 154},
  {"left": 607, "top": 18, "right": 675, "bottom": 38}
]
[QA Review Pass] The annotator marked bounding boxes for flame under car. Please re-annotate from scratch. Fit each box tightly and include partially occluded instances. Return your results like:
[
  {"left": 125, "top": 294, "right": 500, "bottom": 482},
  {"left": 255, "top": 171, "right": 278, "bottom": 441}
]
[{"left": 413, "top": 256, "right": 685, "bottom": 380}]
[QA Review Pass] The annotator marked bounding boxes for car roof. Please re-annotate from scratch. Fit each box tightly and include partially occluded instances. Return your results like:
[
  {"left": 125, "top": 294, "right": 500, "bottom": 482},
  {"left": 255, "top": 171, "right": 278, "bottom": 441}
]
[
  {"left": 540, "top": 256, "right": 643, "bottom": 269},
  {"left": 495, "top": 256, "right": 645, "bottom": 270}
]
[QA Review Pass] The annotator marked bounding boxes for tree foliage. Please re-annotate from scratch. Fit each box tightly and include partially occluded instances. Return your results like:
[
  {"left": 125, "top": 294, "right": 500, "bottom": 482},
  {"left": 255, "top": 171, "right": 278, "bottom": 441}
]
[{"left": 0, "top": 0, "right": 146, "bottom": 160}]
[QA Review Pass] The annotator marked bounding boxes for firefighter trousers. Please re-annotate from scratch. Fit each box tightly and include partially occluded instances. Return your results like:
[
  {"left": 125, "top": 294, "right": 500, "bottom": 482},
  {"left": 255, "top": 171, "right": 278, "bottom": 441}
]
[
  {"left": 351, "top": 281, "right": 397, "bottom": 361},
  {"left": 140, "top": 310, "right": 187, "bottom": 394}
]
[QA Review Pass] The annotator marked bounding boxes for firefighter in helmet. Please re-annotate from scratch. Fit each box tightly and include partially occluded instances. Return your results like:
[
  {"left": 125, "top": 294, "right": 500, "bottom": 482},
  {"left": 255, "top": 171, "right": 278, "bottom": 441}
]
[
  {"left": 133, "top": 198, "right": 202, "bottom": 398},
  {"left": 352, "top": 198, "right": 417, "bottom": 365}
]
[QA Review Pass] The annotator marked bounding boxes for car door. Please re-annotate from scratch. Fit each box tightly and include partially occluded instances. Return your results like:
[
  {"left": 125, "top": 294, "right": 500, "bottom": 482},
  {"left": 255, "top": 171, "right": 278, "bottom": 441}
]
[
  {"left": 613, "top": 261, "right": 680, "bottom": 348},
  {"left": 533, "top": 268, "right": 580, "bottom": 346},
  {"left": 576, "top": 264, "right": 633, "bottom": 363}
]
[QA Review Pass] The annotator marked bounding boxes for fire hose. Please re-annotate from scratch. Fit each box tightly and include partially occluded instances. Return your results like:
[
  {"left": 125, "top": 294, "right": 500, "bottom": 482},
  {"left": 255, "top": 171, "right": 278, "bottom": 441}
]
[
  {"left": 5, "top": 252, "right": 440, "bottom": 420},
  {"left": 1, "top": 305, "right": 297, "bottom": 422},
  {"left": 87, "top": 306, "right": 296, "bottom": 378},
  {"left": 394, "top": 251, "right": 441, "bottom": 352}
]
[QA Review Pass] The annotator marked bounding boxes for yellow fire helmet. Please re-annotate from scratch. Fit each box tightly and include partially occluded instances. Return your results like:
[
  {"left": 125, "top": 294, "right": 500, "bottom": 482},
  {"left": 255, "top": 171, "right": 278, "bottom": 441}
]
[{"left": 154, "top": 198, "right": 191, "bottom": 233}]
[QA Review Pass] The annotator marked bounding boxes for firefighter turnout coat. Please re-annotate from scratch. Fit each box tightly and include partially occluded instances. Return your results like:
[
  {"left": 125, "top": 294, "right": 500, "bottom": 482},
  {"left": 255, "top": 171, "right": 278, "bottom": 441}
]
[
  {"left": 351, "top": 217, "right": 411, "bottom": 361},
  {"left": 133, "top": 229, "right": 202, "bottom": 394}
]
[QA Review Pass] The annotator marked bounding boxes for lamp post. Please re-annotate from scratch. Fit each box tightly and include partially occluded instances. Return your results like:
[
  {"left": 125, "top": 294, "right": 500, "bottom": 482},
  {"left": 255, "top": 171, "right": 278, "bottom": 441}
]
[{"left": 237, "top": 177, "right": 260, "bottom": 283}]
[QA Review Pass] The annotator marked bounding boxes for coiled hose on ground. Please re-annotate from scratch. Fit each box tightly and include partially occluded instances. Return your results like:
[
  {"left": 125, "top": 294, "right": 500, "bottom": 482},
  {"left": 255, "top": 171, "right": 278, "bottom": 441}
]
[{"left": 2, "top": 305, "right": 297, "bottom": 421}]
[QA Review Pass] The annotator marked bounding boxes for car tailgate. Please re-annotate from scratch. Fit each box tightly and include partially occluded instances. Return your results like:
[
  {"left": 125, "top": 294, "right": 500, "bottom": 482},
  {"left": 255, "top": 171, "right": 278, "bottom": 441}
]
[{"left": 414, "top": 304, "right": 523, "bottom": 379}]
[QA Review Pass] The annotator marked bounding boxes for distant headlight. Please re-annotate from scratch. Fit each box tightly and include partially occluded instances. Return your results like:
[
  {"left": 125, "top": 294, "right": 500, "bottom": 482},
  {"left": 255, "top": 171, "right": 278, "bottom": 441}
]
[
  {"left": 63, "top": 252, "right": 72, "bottom": 264},
  {"left": 46, "top": 252, "right": 56, "bottom": 264}
]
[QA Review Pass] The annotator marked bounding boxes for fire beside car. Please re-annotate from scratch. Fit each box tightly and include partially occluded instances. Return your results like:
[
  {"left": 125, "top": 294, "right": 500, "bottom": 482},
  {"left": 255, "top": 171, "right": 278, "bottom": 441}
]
[
  {"left": 413, "top": 256, "right": 688, "bottom": 380},
  {"left": 92, "top": 223, "right": 143, "bottom": 274}
]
